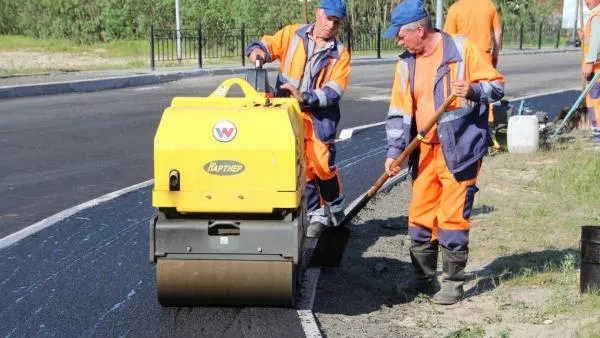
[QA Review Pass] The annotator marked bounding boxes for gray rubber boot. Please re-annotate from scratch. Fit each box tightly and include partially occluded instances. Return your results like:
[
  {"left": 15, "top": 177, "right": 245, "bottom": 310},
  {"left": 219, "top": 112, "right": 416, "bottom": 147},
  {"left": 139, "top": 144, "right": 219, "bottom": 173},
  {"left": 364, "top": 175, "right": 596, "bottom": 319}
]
[
  {"left": 432, "top": 247, "right": 468, "bottom": 305},
  {"left": 403, "top": 240, "right": 439, "bottom": 294},
  {"left": 306, "top": 222, "right": 324, "bottom": 238}
]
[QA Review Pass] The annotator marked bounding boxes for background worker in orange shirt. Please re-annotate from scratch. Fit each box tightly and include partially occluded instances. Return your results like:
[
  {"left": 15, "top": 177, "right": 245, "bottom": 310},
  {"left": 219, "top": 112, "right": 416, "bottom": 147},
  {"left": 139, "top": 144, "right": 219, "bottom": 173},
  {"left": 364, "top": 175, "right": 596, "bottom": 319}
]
[
  {"left": 444, "top": 0, "right": 502, "bottom": 67},
  {"left": 245, "top": 0, "right": 351, "bottom": 236},
  {"left": 383, "top": 0, "right": 504, "bottom": 305},
  {"left": 444, "top": 0, "right": 503, "bottom": 149},
  {"left": 581, "top": 0, "right": 600, "bottom": 143}
]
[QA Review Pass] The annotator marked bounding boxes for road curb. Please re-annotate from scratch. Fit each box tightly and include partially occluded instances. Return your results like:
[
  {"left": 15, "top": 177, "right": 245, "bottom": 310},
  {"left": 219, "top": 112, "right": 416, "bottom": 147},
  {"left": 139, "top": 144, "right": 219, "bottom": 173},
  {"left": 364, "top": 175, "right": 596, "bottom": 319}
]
[
  {"left": 500, "top": 48, "right": 579, "bottom": 56},
  {"left": 0, "top": 67, "right": 253, "bottom": 99},
  {"left": 0, "top": 48, "right": 579, "bottom": 99}
]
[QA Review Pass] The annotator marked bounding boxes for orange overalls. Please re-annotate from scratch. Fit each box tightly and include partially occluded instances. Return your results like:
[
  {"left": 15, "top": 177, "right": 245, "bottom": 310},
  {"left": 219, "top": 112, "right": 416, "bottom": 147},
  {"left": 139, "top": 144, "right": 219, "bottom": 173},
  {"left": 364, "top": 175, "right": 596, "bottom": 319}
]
[
  {"left": 583, "top": 6, "right": 600, "bottom": 128},
  {"left": 444, "top": 0, "right": 501, "bottom": 124},
  {"left": 386, "top": 33, "right": 504, "bottom": 250},
  {"left": 246, "top": 24, "right": 351, "bottom": 224}
]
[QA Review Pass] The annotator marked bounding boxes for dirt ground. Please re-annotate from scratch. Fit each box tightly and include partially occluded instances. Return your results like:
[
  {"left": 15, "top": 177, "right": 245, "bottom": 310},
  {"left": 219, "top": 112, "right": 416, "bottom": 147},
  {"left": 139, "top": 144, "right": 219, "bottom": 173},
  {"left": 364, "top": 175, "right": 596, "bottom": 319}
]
[{"left": 313, "top": 166, "right": 600, "bottom": 338}]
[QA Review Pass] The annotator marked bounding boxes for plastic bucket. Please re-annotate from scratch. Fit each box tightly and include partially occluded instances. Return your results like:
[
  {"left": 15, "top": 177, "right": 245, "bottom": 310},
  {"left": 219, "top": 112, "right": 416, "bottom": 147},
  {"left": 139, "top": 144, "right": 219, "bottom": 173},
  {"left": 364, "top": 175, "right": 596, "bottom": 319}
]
[
  {"left": 580, "top": 225, "right": 600, "bottom": 293},
  {"left": 507, "top": 115, "right": 539, "bottom": 153}
]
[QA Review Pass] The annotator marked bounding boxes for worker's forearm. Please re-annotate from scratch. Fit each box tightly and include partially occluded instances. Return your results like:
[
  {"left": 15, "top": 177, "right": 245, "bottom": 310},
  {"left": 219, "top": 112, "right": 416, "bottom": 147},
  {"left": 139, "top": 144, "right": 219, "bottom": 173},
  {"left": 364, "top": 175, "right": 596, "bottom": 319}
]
[{"left": 493, "top": 29, "right": 502, "bottom": 55}]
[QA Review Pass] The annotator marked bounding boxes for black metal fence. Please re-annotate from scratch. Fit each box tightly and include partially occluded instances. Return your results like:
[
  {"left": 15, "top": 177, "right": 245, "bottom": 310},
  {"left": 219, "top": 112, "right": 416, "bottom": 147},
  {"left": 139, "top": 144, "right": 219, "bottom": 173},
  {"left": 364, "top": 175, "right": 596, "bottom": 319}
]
[
  {"left": 501, "top": 20, "right": 567, "bottom": 50},
  {"left": 150, "top": 20, "right": 569, "bottom": 69},
  {"left": 150, "top": 23, "right": 280, "bottom": 70}
]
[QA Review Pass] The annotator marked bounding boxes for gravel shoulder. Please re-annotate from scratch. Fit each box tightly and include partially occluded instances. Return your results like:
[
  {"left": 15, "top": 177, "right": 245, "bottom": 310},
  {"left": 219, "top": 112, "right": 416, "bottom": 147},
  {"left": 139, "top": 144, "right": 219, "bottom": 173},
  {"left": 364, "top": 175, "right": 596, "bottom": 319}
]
[{"left": 314, "top": 139, "right": 600, "bottom": 338}]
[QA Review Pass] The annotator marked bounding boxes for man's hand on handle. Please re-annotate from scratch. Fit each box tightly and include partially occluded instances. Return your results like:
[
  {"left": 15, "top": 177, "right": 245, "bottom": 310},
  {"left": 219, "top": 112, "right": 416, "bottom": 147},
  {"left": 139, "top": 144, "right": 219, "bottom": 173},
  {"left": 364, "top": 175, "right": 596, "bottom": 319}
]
[
  {"left": 248, "top": 48, "right": 267, "bottom": 65},
  {"left": 451, "top": 80, "right": 473, "bottom": 98},
  {"left": 384, "top": 158, "right": 403, "bottom": 177},
  {"left": 280, "top": 83, "right": 303, "bottom": 101}
]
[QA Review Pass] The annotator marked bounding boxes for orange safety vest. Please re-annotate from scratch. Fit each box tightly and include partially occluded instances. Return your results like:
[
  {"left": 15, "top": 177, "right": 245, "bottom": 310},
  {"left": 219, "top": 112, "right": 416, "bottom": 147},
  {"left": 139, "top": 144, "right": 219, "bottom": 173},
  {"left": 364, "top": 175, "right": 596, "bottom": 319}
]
[
  {"left": 583, "top": 6, "right": 600, "bottom": 71},
  {"left": 248, "top": 24, "right": 350, "bottom": 108}
]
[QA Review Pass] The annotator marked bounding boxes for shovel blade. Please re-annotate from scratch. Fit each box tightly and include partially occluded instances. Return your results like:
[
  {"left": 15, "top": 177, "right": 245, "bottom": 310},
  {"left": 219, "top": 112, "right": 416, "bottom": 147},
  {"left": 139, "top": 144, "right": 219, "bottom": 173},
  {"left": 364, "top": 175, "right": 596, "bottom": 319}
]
[{"left": 309, "top": 225, "right": 350, "bottom": 267}]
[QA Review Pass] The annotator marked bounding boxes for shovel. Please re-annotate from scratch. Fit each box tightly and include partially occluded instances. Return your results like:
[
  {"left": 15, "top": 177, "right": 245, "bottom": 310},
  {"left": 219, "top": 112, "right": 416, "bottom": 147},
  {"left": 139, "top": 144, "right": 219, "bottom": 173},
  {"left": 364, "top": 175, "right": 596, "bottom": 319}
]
[
  {"left": 551, "top": 71, "right": 600, "bottom": 139},
  {"left": 310, "top": 94, "right": 457, "bottom": 267}
]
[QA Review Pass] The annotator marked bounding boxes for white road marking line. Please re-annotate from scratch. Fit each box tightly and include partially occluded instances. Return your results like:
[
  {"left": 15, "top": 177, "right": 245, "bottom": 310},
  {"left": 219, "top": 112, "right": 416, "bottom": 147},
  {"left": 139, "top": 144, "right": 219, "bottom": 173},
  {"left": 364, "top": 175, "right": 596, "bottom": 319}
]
[
  {"left": 0, "top": 180, "right": 153, "bottom": 250},
  {"left": 338, "top": 122, "right": 385, "bottom": 141},
  {"left": 297, "top": 268, "right": 322, "bottom": 337},
  {"left": 506, "top": 87, "right": 579, "bottom": 102},
  {"left": 297, "top": 310, "right": 322, "bottom": 338},
  {"left": 134, "top": 86, "right": 160, "bottom": 91},
  {"left": 356, "top": 94, "right": 390, "bottom": 101}
]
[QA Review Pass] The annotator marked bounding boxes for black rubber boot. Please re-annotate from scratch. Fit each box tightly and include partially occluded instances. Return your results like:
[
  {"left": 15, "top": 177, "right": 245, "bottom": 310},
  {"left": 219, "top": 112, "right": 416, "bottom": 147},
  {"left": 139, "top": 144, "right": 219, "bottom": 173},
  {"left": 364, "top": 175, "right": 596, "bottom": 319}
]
[
  {"left": 432, "top": 247, "right": 468, "bottom": 305},
  {"left": 403, "top": 240, "right": 439, "bottom": 294}
]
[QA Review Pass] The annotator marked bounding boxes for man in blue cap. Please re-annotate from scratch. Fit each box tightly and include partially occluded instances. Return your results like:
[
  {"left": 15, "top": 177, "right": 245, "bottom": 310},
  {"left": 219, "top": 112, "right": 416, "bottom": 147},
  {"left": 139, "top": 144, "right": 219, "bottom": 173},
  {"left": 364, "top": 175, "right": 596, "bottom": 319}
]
[
  {"left": 245, "top": 0, "right": 351, "bottom": 238},
  {"left": 382, "top": 0, "right": 505, "bottom": 305}
]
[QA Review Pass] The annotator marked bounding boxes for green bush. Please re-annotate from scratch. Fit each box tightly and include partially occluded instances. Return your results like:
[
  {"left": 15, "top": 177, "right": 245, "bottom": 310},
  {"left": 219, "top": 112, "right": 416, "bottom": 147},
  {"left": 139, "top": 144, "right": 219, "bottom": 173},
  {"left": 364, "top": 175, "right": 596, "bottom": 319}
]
[
  {"left": 0, "top": 0, "right": 309, "bottom": 44},
  {"left": 0, "top": 0, "right": 564, "bottom": 45}
]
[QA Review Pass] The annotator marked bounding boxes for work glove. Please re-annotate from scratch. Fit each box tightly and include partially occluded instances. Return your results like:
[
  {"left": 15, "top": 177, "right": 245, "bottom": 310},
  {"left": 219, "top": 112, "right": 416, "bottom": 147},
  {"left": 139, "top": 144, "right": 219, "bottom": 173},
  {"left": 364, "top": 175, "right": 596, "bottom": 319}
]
[{"left": 300, "top": 92, "right": 319, "bottom": 112}]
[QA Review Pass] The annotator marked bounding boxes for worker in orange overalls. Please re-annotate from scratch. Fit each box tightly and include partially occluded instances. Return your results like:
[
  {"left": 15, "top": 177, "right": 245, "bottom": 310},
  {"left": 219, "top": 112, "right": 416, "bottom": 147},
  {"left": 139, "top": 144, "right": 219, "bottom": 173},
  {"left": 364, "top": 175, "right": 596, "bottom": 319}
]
[
  {"left": 582, "top": 0, "right": 600, "bottom": 143},
  {"left": 383, "top": 0, "right": 504, "bottom": 305},
  {"left": 444, "top": 0, "right": 502, "bottom": 67},
  {"left": 245, "top": 0, "right": 350, "bottom": 236},
  {"left": 444, "top": 0, "right": 503, "bottom": 149}
]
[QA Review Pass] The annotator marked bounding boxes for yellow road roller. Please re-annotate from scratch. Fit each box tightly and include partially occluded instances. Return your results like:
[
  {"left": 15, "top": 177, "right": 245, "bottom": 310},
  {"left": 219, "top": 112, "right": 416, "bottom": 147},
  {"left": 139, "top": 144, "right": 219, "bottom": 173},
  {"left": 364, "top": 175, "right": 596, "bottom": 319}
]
[{"left": 148, "top": 74, "right": 307, "bottom": 307}]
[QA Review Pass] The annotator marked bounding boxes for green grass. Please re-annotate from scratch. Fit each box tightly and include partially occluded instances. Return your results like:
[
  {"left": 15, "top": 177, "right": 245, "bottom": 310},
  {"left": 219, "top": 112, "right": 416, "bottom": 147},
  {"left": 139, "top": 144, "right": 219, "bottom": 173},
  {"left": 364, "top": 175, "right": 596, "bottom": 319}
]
[
  {"left": 0, "top": 35, "right": 246, "bottom": 75},
  {"left": 541, "top": 290, "right": 600, "bottom": 318},
  {"left": 537, "top": 143, "right": 600, "bottom": 208},
  {"left": 497, "top": 328, "right": 512, "bottom": 338},
  {"left": 0, "top": 35, "right": 147, "bottom": 57},
  {"left": 473, "top": 139, "right": 600, "bottom": 257},
  {"left": 444, "top": 325, "right": 486, "bottom": 338},
  {"left": 468, "top": 136, "right": 600, "bottom": 321},
  {"left": 576, "top": 319, "right": 600, "bottom": 338},
  {"left": 498, "top": 252, "right": 577, "bottom": 288}
]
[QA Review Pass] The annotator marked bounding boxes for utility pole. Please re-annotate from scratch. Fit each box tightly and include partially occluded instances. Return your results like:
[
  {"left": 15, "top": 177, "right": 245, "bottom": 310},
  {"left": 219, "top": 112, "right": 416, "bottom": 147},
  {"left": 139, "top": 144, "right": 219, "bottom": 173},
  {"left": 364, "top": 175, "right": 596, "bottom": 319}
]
[
  {"left": 304, "top": 0, "right": 309, "bottom": 24},
  {"left": 579, "top": 0, "right": 584, "bottom": 32},
  {"left": 175, "top": 0, "right": 182, "bottom": 62},
  {"left": 435, "top": 0, "right": 443, "bottom": 30},
  {"left": 574, "top": 0, "right": 578, "bottom": 39}
]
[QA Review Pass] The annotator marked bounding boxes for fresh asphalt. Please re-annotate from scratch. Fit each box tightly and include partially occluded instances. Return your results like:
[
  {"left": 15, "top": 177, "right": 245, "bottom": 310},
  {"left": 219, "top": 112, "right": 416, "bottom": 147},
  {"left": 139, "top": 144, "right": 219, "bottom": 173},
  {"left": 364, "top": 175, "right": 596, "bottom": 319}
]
[{"left": 0, "top": 52, "right": 582, "bottom": 337}]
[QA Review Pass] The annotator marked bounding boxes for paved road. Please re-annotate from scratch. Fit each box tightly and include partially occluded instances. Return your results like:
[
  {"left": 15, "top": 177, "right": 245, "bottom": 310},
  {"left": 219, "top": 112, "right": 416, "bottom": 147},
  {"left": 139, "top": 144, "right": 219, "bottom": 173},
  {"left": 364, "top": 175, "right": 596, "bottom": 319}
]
[{"left": 0, "top": 52, "right": 582, "bottom": 337}]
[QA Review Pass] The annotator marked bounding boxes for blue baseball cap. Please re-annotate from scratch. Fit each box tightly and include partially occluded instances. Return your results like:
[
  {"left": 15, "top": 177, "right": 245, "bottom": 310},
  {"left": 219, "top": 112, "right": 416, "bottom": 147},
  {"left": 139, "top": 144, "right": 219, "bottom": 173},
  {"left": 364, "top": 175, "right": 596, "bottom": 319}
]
[
  {"left": 319, "top": 0, "right": 346, "bottom": 19},
  {"left": 383, "top": 0, "right": 428, "bottom": 39}
]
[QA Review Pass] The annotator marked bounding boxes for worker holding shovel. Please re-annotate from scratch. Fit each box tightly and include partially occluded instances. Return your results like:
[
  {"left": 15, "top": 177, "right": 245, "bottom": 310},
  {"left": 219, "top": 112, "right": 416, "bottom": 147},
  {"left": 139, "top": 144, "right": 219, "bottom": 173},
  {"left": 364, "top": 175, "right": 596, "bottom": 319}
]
[
  {"left": 581, "top": 0, "right": 600, "bottom": 143},
  {"left": 382, "top": 0, "right": 504, "bottom": 305}
]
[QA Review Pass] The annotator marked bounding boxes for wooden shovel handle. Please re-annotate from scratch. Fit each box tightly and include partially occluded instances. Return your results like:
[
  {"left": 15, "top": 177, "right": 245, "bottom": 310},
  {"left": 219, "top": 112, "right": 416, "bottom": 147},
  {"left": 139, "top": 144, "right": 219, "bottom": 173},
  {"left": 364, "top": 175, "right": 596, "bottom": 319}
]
[{"left": 367, "top": 94, "right": 457, "bottom": 197}]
